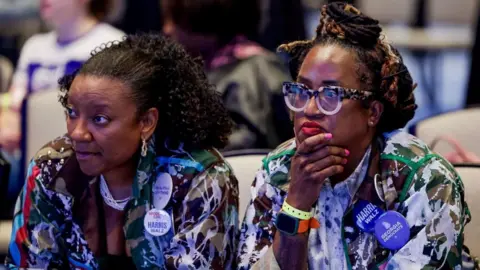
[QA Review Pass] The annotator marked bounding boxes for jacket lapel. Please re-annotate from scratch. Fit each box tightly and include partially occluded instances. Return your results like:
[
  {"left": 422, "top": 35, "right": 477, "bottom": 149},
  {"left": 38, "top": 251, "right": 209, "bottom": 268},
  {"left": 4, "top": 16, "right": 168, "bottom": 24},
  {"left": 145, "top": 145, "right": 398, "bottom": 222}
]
[
  {"left": 51, "top": 155, "right": 103, "bottom": 256},
  {"left": 345, "top": 139, "right": 411, "bottom": 269}
]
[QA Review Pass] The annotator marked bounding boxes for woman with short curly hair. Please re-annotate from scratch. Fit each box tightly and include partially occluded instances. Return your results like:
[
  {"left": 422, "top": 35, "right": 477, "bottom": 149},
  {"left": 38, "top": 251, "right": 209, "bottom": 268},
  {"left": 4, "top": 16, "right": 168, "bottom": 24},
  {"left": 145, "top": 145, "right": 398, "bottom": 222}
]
[
  {"left": 6, "top": 33, "right": 238, "bottom": 270},
  {"left": 237, "top": 2, "right": 475, "bottom": 270}
]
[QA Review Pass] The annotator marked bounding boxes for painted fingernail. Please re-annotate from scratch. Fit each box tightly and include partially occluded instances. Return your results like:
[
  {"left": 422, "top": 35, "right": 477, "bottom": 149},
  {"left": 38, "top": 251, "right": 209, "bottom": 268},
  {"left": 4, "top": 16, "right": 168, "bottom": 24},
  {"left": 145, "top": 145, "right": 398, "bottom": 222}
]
[
  {"left": 345, "top": 149, "right": 350, "bottom": 156},
  {"left": 342, "top": 159, "right": 348, "bottom": 164},
  {"left": 325, "top": 133, "right": 332, "bottom": 139}
]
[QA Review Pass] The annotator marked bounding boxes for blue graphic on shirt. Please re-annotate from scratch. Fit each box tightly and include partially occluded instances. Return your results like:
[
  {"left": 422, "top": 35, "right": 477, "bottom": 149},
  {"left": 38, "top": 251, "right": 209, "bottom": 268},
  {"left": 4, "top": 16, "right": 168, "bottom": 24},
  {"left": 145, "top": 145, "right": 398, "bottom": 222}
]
[{"left": 26, "top": 60, "right": 84, "bottom": 94}]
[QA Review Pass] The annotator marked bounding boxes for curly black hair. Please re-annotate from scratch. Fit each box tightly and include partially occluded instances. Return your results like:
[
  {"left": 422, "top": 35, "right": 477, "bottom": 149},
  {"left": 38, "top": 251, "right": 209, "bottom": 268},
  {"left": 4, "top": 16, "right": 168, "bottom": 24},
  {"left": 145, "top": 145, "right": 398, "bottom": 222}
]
[
  {"left": 58, "top": 33, "right": 233, "bottom": 150},
  {"left": 278, "top": 2, "right": 417, "bottom": 133}
]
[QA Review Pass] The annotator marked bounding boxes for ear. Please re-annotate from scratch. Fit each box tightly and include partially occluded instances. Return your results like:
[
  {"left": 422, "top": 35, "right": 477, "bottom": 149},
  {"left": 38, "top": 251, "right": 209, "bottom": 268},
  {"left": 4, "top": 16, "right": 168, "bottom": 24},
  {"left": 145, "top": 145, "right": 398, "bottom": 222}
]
[
  {"left": 367, "top": 101, "right": 384, "bottom": 128},
  {"left": 139, "top": 108, "right": 159, "bottom": 140}
]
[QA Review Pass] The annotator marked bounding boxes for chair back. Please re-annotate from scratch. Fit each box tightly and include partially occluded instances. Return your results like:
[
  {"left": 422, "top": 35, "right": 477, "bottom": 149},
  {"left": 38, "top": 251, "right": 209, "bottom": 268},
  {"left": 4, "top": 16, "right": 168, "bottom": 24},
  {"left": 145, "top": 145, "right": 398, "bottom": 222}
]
[
  {"left": 454, "top": 164, "right": 480, "bottom": 256},
  {"left": 25, "top": 90, "right": 67, "bottom": 168},
  {"left": 0, "top": 56, "right": 13, "bottom": 93},
  {"left": 224, "top": 149, "right": 270, "bottom": 222},
  {"left": 409, "top": 108, "right": 480, "bottom": 157},
  {"left": 427, "top": 0, "right": 478, "bottom": 26},
  {"left": 0, "top": 220, "right": 11, "bottom": 254}
]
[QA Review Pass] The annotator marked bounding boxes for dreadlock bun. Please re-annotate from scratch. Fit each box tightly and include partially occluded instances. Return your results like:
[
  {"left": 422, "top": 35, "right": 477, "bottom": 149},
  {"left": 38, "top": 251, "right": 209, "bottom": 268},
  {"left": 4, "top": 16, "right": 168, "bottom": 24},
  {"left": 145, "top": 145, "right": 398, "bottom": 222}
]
[
  {"left": 318, "top": 2, "right": 381, "bottom": 48},
  {"left": 278, "top": 2, "right": 417, "bottom": 133},
  {"left": 377, "top": 47, "right": 417, "bottom": 132}
]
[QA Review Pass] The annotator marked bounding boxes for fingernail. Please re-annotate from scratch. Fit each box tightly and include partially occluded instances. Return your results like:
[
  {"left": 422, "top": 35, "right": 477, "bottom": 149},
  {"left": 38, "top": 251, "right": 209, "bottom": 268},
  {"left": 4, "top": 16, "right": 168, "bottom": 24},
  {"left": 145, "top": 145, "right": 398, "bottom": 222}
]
[
  {"left": 345, "top": 149, "right": 350, "bottom": 156},
  {"left": 325, "top": 133, "right": 332, "bottom": 139},
  {"left": 342, "top": 159, "right": 348, "bottom": 164}
]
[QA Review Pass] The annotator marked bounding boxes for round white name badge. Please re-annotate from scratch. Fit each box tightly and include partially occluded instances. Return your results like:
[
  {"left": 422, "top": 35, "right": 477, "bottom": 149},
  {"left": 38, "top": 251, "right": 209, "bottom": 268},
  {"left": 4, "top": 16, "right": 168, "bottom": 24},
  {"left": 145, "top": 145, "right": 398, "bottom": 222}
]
[
  {"left": 144, "top": 209, "right": 172, "bottom": 236},
  {"left": 152, "top": 173, "right": 173, "bottom": 210}
]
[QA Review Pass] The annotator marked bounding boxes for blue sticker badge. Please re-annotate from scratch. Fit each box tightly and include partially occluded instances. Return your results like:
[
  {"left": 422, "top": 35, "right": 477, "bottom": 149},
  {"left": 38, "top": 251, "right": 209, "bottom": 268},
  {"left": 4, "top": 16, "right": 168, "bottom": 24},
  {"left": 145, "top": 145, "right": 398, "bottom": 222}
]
[
  {"left": 353, "top": 200, "right": 384, "bottom": 233},
  {"left": 374, "top": 211, "right": 410, "bottom": 250}
]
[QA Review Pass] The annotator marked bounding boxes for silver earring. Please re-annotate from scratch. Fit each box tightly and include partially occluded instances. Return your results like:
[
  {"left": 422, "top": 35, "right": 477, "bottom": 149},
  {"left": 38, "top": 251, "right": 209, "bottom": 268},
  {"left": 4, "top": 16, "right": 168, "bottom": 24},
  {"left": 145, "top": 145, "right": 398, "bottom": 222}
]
[{"left": 141, "top": 138, "right": 148, "bottom": 157}]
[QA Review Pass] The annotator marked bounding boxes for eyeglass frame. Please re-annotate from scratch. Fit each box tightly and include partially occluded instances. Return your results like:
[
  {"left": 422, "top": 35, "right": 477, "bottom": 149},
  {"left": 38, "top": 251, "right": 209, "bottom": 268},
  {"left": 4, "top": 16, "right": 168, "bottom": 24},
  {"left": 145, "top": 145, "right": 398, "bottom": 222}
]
[{"left": 282, "top": 82, "right": 374, "bottom": 115}]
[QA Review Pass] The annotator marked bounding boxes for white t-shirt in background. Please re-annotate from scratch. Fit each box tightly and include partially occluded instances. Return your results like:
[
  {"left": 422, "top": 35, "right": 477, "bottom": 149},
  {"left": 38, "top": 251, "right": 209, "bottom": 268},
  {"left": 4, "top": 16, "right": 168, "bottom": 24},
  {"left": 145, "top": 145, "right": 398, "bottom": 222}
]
[{"left": 10, "top": 23, "right": 125, "bottom": 104}]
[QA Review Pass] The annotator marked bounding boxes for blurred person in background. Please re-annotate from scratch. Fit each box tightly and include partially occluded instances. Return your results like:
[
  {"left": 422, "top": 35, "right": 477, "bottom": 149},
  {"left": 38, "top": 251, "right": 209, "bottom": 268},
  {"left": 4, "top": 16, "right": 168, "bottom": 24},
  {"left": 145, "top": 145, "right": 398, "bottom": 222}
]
[
  {"left": 0, "top": 0, "right": 38, "bottom": 21},
  {"left": 162, "top": 0, "right": 294, "bottom": 151},
  {"left": 0, "top": 0, "right": 124, "bottom": 201},
  {"left": 256, "top": 0, "right": 306, "bottom": 52}
]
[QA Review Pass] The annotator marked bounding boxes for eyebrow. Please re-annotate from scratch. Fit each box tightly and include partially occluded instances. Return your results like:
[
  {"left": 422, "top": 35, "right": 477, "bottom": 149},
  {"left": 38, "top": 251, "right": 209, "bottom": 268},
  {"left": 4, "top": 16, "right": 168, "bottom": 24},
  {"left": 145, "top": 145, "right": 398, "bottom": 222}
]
[
  {"left": 67, "top": 98, "right": 112, "bottom": 110},
  {"left": 297, "top": 76, "right": 340, "bottom": 87},
  {"left": 297, "top": 76, "right": 312, "bottom": 85},
  {"left": 322, "top": 80, "right": 340, "bottom": 85}
]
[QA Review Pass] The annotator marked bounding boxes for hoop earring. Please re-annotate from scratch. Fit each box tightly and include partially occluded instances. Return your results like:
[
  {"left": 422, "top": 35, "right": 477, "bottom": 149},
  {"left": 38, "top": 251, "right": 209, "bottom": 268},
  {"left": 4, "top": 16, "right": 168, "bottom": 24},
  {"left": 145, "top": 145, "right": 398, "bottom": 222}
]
[{"left": 141, "top": 138, "right": 148, "bottom": 157}]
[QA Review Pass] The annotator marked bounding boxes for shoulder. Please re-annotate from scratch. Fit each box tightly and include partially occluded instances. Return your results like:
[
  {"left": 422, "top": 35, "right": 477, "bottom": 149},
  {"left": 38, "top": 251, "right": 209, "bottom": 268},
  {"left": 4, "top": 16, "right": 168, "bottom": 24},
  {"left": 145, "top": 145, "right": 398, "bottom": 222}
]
[
  {"left": 264, "top": 138, "right": 296, "bottom": 162},
  {"left": 20, "top": 136, "right": 78, "bottom": 219},
  {"left": 240, "top": 53, "right": 290, "bottom": 79},
  {"left": 210, "top": 51, "right": 289, "bottom": 84},
  {"left": 73, "top": 23, "right": 125, "bottom": 51},
  {"left": 381, "top": 129, "right": 432, "bottom": 161},
  {"left": 90, "top": 23, "right": 125, "bottom": 41},
  {"left": 28, "top": 135, "right": 76, "bottom": 193},
  {"left": 160, "top": 146, "right": 236, "bottom": 184},
  {"left": 382, "top": 130, "right": 459, "bottom": 200},
  {"left": 243, "top": 52, "right": 287, "bottom": 67},
  {"left": 259, "top": 138, "right": 296, "bottom": 189},
  {"left": 186, "top": 147, "right": 229, "bottom": 172},
  {"left": 382, "top": 130, "right": 457, "bottom": 178},
  {"left": 19, "top": 32, "right": 55, "bottom": 54},
  {"left": 191, "top": 148, "right": 237, "bottom": 185},
  {"left": 33, "top": 135, "right": 74, "bottom": 166}
]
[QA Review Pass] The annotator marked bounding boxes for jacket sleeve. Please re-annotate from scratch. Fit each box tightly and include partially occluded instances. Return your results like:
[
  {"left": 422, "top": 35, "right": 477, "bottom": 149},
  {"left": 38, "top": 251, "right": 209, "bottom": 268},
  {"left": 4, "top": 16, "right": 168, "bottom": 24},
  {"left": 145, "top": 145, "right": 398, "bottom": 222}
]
[
  {"left": 163, "top": 162, "right": 239, "bottom": 269},
  {"left": 5, "top": 162, "right": 70, "bottom": 269},
  {"left": 236, "top": 166, "right": 287, "bottom": 270},
  {"left": 385, "top": 157, "right": 470, "bottom": 269}
]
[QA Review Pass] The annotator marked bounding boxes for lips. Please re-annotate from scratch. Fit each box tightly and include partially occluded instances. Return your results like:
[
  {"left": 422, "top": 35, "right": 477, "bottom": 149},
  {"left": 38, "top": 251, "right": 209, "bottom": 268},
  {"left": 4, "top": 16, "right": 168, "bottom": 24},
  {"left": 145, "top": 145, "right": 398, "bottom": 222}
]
[
  {"left": 75, "top": 150, "right": 100, "bottom": 160},
  {"left": 300, "top": 121, "right": 326, "bottom": 136}
]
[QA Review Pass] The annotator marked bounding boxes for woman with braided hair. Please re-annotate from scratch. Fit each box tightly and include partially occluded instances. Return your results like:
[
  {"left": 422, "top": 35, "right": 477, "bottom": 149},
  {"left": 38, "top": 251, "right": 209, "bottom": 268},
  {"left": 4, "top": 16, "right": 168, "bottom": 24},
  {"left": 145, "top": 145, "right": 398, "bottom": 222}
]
[{"left": 237, "top": 2, "right": 475, "bottom": 269}]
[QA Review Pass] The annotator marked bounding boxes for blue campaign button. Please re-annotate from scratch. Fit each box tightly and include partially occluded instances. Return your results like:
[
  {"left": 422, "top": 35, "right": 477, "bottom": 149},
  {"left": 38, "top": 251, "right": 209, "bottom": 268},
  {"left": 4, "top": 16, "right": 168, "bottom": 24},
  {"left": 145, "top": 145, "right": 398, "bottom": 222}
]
[
  {"left": 353, "top": 200, "right": 384, "bottom": 233},
  {"left": 374, "top": 211, "right": 410, "bottom": 250}
]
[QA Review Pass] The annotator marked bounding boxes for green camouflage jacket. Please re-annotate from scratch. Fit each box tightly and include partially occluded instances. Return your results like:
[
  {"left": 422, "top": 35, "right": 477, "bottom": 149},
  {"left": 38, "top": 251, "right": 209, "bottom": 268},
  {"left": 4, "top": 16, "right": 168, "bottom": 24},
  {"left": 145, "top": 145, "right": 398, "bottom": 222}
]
[
  {"left": 5, "top": 135, "right": 239, "bottom": 269},
  {"left": 237, "top": 130, "right": 476, "bottom": 269}
]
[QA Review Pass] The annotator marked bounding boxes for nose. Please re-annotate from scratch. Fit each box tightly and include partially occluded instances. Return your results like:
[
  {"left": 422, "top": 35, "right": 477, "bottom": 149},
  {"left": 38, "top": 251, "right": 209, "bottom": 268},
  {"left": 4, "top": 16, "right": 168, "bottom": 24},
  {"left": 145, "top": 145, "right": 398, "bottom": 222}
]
[
  {"left": 304, "top": 96, "right": 322, "bottom": 117},
  {"left": 68, "top": 117, "right": 92, "bottom": 143}
]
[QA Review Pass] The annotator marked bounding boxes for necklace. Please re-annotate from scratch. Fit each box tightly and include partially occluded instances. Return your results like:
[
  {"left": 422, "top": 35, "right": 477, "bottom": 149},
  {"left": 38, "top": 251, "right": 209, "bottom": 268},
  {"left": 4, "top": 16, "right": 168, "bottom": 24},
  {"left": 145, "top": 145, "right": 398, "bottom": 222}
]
[{"left": 99, "top": 175, "right": 131, "bottom": 211}]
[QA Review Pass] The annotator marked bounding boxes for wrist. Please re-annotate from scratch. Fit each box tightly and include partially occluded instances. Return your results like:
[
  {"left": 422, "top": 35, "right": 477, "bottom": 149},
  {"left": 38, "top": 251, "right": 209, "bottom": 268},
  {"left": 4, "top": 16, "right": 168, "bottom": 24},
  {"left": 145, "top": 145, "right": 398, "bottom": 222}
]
[
  {"left": 275, "top": 209, "right": 319, "bottom": 236},
  {"left": 282, "top": 200, "right": 313, "bottom": 220},
  {"left": 285, "top": 195, "right": 314, "bottom": 212}
]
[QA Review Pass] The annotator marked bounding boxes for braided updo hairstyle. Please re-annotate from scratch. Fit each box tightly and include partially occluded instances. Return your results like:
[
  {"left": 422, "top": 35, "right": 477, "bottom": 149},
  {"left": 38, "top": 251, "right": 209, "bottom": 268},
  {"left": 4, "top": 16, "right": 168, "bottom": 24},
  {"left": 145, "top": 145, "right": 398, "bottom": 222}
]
[{"left": 278, "top": 2, "right": 417, "bottom": 132}]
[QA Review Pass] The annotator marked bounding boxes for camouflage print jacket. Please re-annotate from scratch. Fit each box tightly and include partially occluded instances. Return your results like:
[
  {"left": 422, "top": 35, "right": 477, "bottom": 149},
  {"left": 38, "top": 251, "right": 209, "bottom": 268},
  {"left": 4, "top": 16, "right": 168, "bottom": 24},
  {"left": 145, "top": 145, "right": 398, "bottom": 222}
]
[
  {"left": 237, "top": 130, "right": 476, "bottom": 270},
  {"left": 5, "top": 135, "right": 239, "bottom": 269}
]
